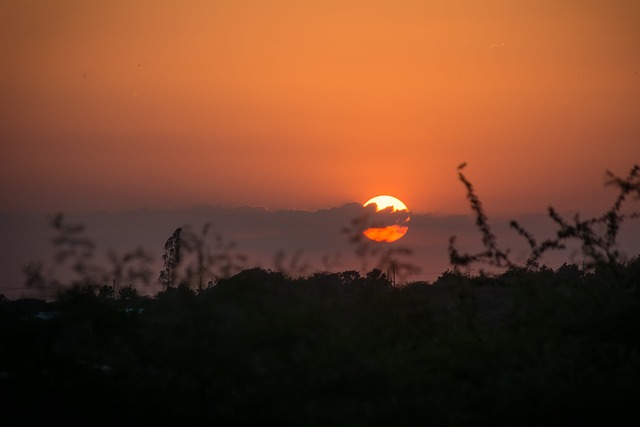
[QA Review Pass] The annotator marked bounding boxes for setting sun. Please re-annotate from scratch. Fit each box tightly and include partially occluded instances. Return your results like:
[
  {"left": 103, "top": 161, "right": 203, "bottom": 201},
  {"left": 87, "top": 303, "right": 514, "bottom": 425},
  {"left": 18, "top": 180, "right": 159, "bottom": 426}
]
[
  {"left": 362, "top": 195, "right": 410, "bottom": 242},
  {"left": 364, "top": 195, "right": 408, "bottom": 212}
]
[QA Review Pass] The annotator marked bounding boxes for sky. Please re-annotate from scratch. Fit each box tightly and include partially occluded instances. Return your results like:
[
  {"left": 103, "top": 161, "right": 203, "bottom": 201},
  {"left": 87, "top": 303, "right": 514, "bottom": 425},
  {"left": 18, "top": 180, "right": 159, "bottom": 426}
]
[
  {"left": 4, "top": 205, "right": 638, "bottom": 299},
  {"left": 1, "top": 0, "right": 639, "bottom": 216}
]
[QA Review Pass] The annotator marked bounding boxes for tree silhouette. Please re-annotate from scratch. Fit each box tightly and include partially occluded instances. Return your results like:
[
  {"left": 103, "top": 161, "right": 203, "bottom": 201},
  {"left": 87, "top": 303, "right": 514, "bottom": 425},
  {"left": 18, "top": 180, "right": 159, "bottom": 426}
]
[
  {"left": 180, "top": 223, "right": 247, "bottom": 288},
  {"left": 159, "top": 227, "right": 182, "bottom": 288}
]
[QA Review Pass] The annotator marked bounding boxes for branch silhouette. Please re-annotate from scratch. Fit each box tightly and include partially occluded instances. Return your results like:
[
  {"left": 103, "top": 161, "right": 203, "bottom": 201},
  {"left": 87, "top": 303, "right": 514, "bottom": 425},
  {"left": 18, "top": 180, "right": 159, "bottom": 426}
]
[{"left": 449, "top": 163, "right": 640, "bottom": 275}]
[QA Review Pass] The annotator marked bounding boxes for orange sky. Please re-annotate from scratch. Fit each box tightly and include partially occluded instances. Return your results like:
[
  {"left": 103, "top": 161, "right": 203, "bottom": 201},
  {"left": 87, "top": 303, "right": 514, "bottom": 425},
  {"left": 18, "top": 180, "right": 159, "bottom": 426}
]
[{"left": 1, "top": 0, "right": 639, "bottom": 215}]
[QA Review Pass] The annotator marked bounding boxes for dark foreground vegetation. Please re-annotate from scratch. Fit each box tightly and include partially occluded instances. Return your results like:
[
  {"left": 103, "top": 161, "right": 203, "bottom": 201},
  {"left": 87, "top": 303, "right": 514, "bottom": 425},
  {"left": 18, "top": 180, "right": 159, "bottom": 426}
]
[
  {"left": 2, "top": 164, "right": 639, "bottom": 426},
  {"left": 2, "top": 263, "right": 640, "bottom": 426}
]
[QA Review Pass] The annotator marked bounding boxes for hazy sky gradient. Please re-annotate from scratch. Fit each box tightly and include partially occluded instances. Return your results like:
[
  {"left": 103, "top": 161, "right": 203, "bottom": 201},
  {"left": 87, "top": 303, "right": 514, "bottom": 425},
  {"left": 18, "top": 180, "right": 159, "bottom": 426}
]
[
  {"left": 4, "top": 205, "right": 639, "bottom": 299},
  {"left": 2, "top": 0, "right": 639, "bottom": 215}
]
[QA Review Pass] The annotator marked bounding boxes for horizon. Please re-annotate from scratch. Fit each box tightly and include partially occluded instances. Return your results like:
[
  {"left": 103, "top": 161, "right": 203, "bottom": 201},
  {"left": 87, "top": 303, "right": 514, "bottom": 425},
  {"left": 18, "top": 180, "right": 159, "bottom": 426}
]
[
  {"left": 2, "top": 3, "right": 640, "bottom": 420},
  {"left": 0, "top": 187, "right": 630, "bottom": 217},
  {"left": 3, "top": 201, "right": 640, "bottom": 300},
  {"left": 1, "top": 1, "right": 639, "bottom": 298},
  {"left": 0, "top": 162, "right": 633, "bottom": 216}
]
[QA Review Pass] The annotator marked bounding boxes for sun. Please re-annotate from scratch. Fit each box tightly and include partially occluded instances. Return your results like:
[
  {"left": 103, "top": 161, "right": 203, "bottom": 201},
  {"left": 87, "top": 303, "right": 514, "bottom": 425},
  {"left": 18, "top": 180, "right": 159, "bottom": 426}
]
[{"left": 362, "top": 195, "right": 410, "bottom": 242}]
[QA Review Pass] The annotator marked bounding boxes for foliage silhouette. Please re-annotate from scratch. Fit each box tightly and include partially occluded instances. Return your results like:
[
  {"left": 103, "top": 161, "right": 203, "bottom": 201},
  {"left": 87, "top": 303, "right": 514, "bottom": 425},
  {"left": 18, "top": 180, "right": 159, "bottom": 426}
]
[
  {"left": 108, "top": 247, "right": 154, "bottom": 292},
  {"left": 342, "top": 207, "right": 420, "bottom": 285},
  {"left": 180, "top": 223, "right": 248, "bottom": 288},
  {"left": 157, "top": 223, "right": 248, "bottom": 290},
  {"left": 449, "top": 163, "right": 640, "bottom": 277},
  {"left": 159, "top": 227, "right": 182, "bottom": 288},
  {"left": 274, "top": 248, "right": 311, "bottom": 279},
  {"left": 23, "top": 213, "right": 153, "bottom": 298},
  {"left": 5, "top": 259, "right": 640, "bottom": 425},
  {"left": 8, "top": 163, "right": 640, "bottom": 425}
]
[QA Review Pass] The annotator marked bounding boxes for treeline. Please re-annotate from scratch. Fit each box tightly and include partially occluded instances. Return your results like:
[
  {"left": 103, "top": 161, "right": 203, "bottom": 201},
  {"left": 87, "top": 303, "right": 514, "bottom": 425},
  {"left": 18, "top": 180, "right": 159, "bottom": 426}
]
[
  {"left": 2, "top": 260, "right": 640, "bottom": 426},
  {"left": 2, "top": 163, "right": 639, "bottom": 425}
]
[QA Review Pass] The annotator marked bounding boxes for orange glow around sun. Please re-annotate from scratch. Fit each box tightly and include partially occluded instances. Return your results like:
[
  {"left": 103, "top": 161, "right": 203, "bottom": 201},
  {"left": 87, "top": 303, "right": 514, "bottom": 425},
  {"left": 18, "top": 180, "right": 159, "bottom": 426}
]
[{"left": 362, "top": 195, "right": 410, "bottom": 242}]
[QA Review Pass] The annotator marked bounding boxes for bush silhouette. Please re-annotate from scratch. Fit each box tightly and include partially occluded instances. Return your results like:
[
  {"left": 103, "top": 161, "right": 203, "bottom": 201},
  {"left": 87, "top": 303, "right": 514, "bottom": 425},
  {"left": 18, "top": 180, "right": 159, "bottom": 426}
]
[
  {"left": 5, "top": 164, "right": 640, "bottom": 425},
  {"left": 449, "top": 163, "right": 640, "bottom": 277}
]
